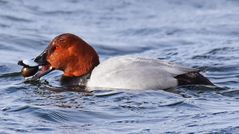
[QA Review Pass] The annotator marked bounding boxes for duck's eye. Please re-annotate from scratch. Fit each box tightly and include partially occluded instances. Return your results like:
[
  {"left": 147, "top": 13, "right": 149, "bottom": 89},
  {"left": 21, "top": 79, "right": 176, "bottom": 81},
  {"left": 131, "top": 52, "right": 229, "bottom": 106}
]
[{"left": 49, "top": 46, "right": 57, "bottom": 54}]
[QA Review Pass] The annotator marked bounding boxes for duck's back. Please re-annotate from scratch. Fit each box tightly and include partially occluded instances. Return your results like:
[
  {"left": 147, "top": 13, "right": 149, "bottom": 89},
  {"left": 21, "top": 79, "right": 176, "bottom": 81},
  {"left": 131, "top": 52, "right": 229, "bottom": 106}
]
[{"left": 87, "top": 56, "right": 199, "bottom": 90}]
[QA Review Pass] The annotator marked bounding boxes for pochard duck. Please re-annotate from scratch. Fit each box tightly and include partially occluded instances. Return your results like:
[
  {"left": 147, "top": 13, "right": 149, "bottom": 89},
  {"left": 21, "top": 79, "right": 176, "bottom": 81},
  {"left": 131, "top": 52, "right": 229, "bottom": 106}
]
[{"left": 19, "top": 33, "right": 214, "bottom": 90}]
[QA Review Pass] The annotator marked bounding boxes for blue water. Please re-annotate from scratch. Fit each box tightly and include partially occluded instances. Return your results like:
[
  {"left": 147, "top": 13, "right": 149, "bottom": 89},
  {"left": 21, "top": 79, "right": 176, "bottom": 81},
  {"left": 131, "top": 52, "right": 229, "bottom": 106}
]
[{"left": 0, "top": 0, "right": 239, "bottom": 133}]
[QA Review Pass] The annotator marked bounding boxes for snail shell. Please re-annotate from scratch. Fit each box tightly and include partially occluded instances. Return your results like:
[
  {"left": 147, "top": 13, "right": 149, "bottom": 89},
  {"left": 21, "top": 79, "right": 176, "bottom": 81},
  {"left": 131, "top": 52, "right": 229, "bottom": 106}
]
[{"left": 21, "top": 66, "right": 39, "bottom": 77}]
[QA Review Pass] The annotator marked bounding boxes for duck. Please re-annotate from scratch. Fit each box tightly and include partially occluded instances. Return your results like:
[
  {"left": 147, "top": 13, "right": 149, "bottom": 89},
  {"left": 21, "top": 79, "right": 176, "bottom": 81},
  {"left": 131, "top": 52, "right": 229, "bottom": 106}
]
[{"left": 20, "top": 33, "right": 214, "bottom": 90}]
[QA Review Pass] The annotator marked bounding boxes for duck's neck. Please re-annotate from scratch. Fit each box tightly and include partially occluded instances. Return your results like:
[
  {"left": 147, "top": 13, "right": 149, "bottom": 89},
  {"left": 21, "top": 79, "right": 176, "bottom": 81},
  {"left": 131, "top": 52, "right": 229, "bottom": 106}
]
[{"left": 60, "top": 73, "right": 91, "bottom": 87}]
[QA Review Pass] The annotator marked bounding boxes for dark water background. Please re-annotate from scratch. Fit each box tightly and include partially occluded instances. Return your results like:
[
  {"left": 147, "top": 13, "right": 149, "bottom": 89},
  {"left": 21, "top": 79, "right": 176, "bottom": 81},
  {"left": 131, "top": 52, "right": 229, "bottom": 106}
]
[{"left": 0, "top": 0, "right": 239, "bottom": 133}]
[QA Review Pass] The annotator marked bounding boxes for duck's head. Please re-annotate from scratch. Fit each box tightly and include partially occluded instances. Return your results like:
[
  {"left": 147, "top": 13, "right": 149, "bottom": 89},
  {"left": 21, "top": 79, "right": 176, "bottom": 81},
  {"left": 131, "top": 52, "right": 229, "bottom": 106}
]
[{"left": 31, "top": 33, "right": 99, "bottom": 79}]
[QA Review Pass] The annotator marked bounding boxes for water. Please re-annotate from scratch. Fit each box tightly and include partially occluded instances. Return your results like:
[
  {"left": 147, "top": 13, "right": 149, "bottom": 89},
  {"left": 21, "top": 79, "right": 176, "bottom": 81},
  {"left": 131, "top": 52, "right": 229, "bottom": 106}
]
[{"left": 0, "top": 0, "right": 239, "bottom": 133}]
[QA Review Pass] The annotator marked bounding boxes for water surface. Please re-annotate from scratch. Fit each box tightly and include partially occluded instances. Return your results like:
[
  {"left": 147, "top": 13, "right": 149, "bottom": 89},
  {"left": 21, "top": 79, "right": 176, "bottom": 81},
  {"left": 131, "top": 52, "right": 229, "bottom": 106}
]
[{"left": 0, "top": 0, "right": 239, "bottom": 133}]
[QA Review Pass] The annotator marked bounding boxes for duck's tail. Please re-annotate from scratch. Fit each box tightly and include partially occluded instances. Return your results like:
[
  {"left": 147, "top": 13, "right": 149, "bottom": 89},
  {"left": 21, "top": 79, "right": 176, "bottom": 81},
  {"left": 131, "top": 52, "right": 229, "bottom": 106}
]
[{"left": 175, "top": 72, "right": 214, "bottom": 86}]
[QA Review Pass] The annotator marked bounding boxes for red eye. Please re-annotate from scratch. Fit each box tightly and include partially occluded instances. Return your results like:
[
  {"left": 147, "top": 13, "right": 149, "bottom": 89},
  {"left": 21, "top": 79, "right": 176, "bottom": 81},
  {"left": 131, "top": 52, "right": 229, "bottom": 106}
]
[{"left": 49, "top": 46, "right": 56, "bottom": 54}]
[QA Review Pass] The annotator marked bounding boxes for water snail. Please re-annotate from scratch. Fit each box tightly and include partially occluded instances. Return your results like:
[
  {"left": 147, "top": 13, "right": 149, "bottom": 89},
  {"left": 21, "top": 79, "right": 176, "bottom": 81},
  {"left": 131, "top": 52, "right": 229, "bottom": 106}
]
[{"left": 18, "top": 59, "right": 39, "bottom": 77}]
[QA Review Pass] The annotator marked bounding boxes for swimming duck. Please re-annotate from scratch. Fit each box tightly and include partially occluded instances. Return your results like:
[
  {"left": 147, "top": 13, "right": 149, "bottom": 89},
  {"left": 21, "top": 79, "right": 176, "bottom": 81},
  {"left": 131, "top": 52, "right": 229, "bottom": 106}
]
[{"left": 19, "top": 33, "right": 214, "bottom": 90}]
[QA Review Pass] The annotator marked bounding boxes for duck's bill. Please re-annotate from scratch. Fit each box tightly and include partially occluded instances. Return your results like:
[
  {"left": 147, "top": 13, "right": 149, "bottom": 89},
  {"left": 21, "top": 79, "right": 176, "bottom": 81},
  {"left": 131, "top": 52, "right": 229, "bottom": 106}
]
[
  {"left": 33, "top": 48, "right": 54, "bottom": 79},
  {"left": 18, "top": 49, "right": 54, "bottom": 79}
]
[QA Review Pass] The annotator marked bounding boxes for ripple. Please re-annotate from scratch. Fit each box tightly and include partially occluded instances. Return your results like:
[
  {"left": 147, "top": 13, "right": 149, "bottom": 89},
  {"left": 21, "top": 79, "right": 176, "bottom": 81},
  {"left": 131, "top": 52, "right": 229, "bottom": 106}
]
[
  {"left": 94, "top": 44, "right": 152, "bottom": 56},
  {"left": 119, "top": 28, "right": 162, "bottom": 36},
  {"left": 0, "top": 0, "right": 7, "bottom": 4},
  {"left": 207, "top": 47, "right": 236, "bottom": 55},
  {"left": 192, "top": 47, "right": 239, "bottom": 61},
  {"left": 34, "top": 110, "right": 70, "bottom": 122},
  {"left": 41, "top": 10, "right": 75, "bottom": 15},
  {"left": 219, "top": 89, "right": 239, "bottom": 97},
  {"left": 5, "top": 105, "right": 38, "bottom": 113},
  {"left": 0, "top": 72, "right": 21, "bottom": 78},
  {"left": 118, "top": 27, "right": 183, "bottom": 37},
  {"left": 0, "top": 23, "right": 8, "bottom": 28},
  {"left": 0, "top": 65, "right": 10, "bottom": 73},
  {"left": 0, "top": 15, "right": 32, "bottom": 23}
]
